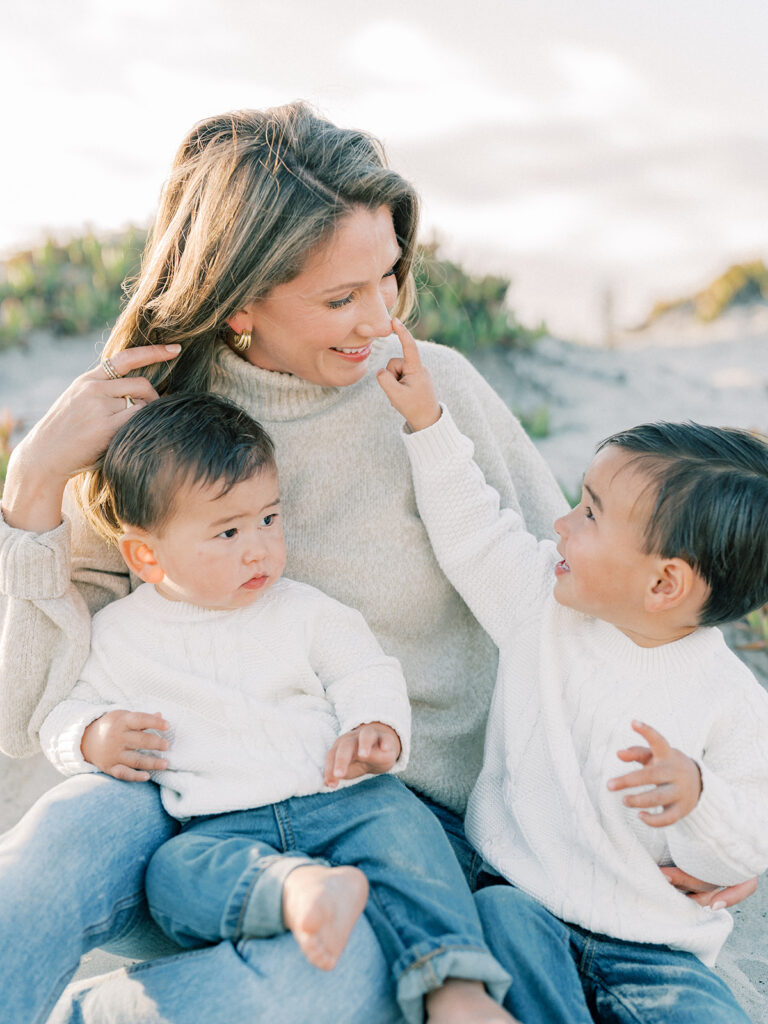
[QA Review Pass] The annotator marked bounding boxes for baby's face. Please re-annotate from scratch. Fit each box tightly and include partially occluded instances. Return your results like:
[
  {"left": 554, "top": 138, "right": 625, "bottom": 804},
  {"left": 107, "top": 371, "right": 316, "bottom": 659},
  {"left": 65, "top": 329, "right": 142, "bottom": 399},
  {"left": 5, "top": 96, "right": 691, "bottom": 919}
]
[
  {"left": 148, "top": 466, "right": 286, "bottom": 610},
  {"left": 552, "top": 446, "right": 659, "bottom": 630}
]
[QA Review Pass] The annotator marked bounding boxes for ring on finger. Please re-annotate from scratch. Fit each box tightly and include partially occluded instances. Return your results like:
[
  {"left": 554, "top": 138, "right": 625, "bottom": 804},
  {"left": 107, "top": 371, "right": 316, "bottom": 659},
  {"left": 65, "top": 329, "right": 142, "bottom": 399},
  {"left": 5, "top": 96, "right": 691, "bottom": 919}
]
[
  {"left": 124, "top": 395, "right": 135, "bottom": 409},
  {"left": 101, "top": 356, "right": 121, "bottom": 380}
]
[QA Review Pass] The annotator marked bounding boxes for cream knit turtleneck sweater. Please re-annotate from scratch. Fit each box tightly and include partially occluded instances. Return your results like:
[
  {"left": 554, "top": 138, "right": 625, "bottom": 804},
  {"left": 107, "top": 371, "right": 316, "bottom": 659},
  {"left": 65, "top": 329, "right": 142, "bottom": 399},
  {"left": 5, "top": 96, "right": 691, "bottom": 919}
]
[{"left": 0, "top": 337, "right": 566, "bottom": 814}]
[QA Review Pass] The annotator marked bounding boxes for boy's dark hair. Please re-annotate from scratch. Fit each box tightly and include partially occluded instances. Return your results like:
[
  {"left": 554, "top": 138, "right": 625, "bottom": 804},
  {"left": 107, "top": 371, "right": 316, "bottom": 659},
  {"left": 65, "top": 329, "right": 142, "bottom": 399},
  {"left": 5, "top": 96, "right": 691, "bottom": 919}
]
[
  {"left": 99, "top": 393, "right": 276, "bottom": 538},
  {"left": 599, "top": 421, "right": 768, "bottom": 626}
]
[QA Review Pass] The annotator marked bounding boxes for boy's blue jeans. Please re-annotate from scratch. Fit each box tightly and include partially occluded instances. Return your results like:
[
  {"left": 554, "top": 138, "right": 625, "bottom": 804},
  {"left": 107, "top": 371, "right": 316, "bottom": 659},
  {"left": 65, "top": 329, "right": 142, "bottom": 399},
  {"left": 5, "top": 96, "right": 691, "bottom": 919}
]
[
  {"left": 145, "top": 775, "right": 509, "bottom": 1024},
  {"left": 474, "top": 877, "right": 751, "bottom": 1024}
]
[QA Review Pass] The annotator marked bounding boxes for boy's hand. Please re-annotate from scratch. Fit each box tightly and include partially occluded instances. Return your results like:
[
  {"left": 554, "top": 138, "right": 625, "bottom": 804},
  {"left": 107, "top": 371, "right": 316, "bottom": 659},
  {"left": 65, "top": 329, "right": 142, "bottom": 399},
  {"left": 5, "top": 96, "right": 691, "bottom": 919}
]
[
  {"left": 377, "top": 318, "right": 442, "bottom": 432},
  {"left": 324, "top": 722, "right": 402, "bottom": 788},
  {"left": 81, "top": 710, "right": 170, "bottom": 782},
  {"left": 607, "top": 720, "right": 702, "bottom": 827}
]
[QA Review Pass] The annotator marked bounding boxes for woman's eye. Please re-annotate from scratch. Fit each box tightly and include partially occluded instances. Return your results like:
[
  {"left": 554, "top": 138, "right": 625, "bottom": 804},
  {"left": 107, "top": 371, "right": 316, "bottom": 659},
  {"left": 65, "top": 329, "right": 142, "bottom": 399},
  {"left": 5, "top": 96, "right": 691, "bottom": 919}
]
[
  {"left": 584, "top": 506, "right": 595, "bottom": 521},
  {"left": 328, "top": 294, "right": 353, "bottom": 310},
  {"left": 383, "top": 267, "right": 396, "bottom": 279},
  {"left": 218, "top": 527, "right": 237, "bottom": 539}
]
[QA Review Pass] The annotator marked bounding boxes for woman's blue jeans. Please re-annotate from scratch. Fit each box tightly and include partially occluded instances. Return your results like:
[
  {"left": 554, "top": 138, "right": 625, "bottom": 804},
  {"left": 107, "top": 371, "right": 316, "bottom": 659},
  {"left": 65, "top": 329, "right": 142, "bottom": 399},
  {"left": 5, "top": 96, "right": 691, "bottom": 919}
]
[
  {"left": 145, "top": 775, "right": 508, "bottom": 1024},
  {"left": 474, "top": 879, "right": 751, "bottom": 1024},
  {"left": 0, "top": 773, "right": 405, "bottom": 1024}
]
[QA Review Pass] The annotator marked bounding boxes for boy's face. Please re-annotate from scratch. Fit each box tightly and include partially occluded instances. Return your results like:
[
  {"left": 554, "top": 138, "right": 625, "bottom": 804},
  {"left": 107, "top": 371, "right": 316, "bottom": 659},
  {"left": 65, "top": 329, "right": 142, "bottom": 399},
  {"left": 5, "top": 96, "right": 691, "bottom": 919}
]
[
  {"left": 553, "top": 446, "right": 660, "bottom": 630},
  {"left": 140, "top": 466, "right": 286, "bottom": 610}
]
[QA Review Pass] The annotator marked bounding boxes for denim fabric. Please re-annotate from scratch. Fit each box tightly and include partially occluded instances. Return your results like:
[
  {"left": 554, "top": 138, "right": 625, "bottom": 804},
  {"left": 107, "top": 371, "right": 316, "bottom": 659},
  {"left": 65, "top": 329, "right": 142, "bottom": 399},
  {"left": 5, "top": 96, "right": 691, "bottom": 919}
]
[
  {"left": 145, "top": 775, "right": 509, "bottom": 1024},
  {"left": 0, "top": 773, "right": 401, "bottom": 1024},
  {"left": 474, "top": 881, "right": 752, "bottom": 1024}
]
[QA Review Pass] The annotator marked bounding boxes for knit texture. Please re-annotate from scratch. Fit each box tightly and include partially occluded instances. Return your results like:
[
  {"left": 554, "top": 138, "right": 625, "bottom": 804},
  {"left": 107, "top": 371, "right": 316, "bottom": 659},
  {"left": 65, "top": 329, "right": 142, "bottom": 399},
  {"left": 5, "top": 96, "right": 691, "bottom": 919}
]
[
  {"left": 0, "top": 337, "right": 566, "bottom": 812},
  {"left": 403, "top": 406, "right": 768, "bottom": 966},
  {"left": 40, "top": 579, "right": 410, "bottom": 818}
]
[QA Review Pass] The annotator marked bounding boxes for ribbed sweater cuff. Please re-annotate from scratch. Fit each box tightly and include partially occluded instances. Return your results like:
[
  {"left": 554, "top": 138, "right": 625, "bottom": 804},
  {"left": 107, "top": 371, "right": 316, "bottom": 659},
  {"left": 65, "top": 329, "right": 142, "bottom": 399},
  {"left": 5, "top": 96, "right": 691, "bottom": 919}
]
[
  {"left": 39, "top": 701, "right": 107, "bottom": 776},
  {"left": 0, "top": 510, "right": 72, "bottom": 600},
  {"left": 401, "top": 405, "right": 474, "bottom": 469}
]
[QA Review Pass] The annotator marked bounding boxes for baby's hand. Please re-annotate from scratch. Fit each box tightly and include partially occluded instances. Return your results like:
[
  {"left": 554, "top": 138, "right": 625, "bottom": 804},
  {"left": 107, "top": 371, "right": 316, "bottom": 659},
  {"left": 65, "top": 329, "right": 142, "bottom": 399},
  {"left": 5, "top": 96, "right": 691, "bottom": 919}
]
[
  {"left": 607, "top": 720, "right": 702, "bottom": 827},
  {"left": 377, "top": 318, "right": 442, "bottom": 432},
  {"left": 81, "top": 710, "right": 170, "bottom": 782},
  {"left": 324, "top": 722, "right": 401, "bottom": 788}
]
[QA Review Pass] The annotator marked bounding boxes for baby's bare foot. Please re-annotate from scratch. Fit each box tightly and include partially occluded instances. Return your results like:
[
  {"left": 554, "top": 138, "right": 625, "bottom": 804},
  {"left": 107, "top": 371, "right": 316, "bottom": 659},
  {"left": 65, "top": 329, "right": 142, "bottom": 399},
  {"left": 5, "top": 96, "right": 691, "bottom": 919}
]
[
  {"left": 282, "top": 864, "right": 369, "bottom": 971},
  {"left": 426, "top": 979, "right": 519, "bottom": 1024}
]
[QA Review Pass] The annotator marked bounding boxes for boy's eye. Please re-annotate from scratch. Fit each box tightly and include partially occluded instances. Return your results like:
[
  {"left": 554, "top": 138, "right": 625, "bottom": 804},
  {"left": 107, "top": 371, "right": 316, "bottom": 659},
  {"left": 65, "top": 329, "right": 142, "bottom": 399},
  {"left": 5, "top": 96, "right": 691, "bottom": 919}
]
[
  {"left": 260, "top": 513, "right": 278, "bottom": 527},
  {"left": 218, "top": 527, "right": 237, "bottom": 539}
]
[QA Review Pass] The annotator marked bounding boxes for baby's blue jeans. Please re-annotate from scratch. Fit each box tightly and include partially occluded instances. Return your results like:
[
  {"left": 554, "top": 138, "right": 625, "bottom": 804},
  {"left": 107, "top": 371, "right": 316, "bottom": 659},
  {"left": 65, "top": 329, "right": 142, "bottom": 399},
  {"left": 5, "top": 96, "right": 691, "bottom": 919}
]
[
  {"left": 474, "top": 876, "right": 751, "bottom": 1023},
  {"left": 145, "top": 775, "right": 509, "bottom": 1024},
  {"left": 0, "top": 773, "right": 404, "bottom": 1024}
]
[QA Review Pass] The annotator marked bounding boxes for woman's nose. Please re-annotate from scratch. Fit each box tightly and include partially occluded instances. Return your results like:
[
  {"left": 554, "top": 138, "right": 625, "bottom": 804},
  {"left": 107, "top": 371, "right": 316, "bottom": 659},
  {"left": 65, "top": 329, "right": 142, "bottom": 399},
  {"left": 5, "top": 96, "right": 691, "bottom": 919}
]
[{"left": 356, "top": 291, "right": 393, "bottom": 339}]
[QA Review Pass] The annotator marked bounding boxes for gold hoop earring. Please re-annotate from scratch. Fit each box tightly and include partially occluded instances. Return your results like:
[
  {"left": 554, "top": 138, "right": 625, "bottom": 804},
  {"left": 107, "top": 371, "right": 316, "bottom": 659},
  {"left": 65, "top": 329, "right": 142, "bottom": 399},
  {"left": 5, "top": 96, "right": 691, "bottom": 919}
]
[{"left": 233, "top": 330, "right": 252, "bottom": 353}]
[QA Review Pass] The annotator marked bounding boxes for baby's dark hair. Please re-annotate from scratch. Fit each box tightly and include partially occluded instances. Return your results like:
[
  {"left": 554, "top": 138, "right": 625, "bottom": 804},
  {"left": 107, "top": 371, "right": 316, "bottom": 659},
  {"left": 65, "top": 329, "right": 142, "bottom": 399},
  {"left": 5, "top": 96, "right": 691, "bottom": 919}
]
[
  {"left": 598, "top": 421, "right": 768, "bottom": 626},
  {"left": 99, "top": 393, "right": 276, "bottom": 538}
]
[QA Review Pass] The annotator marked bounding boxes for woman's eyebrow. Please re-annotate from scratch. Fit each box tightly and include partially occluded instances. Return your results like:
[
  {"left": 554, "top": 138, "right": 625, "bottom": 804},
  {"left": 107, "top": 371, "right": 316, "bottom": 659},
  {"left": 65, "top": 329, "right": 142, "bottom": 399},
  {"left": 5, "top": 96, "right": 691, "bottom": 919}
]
[{"left": 316, "top": 248, "right": 403, "bottom": 295}]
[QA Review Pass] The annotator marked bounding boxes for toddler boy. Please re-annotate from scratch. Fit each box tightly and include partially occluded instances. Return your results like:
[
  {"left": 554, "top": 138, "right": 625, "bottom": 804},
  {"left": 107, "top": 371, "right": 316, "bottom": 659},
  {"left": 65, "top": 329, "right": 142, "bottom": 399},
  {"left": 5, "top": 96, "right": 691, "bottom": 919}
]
[
  {"left": 41, "top": 392, "right": 513, "bottom": 1024},
  {"left": 378, "top": 320, "right": 768, "bottom": 1024}
]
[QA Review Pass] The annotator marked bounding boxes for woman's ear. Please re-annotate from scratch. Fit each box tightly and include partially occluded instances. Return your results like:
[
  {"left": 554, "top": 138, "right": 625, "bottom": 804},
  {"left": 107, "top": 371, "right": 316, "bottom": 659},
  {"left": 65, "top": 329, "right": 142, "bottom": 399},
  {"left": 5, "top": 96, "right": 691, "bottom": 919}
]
[
  {"left": 644, "top": 558, "right": 696, "bottom": 613},
  {"left": 226, "top": 308, "right": 252, "bottom": 336},
  {"left": 119, "top": 532, "right": 165, "bottom": 584}
]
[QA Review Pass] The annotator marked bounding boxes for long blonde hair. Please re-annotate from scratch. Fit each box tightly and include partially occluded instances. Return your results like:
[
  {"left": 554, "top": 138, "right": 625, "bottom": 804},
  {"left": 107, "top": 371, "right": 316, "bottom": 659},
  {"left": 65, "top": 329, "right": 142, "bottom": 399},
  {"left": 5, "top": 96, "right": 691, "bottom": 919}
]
[
  {"left": 82, "top": 102, "right": 421, "bottom": 540},
  {"left": 104, "top": 101, "right": 420, "bottom": 395}
]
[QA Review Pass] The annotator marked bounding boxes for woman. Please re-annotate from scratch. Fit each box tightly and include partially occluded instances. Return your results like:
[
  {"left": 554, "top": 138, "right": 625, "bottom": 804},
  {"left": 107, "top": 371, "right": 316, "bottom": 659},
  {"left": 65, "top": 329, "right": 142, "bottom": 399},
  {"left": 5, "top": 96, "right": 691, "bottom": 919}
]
[{"left": 0, "top": 104, "right": 744, "bottom": 1024}]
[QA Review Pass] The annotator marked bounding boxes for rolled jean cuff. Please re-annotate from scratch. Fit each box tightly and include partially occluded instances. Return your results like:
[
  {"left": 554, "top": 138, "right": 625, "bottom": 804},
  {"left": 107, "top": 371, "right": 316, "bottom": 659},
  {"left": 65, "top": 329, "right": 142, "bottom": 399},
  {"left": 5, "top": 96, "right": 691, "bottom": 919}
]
[
  {"left": 396, "top": 944, "right": 511, "bottom": 1024},
  {"left": 240, "top": 854, "right": 319, "bottom": 938}
]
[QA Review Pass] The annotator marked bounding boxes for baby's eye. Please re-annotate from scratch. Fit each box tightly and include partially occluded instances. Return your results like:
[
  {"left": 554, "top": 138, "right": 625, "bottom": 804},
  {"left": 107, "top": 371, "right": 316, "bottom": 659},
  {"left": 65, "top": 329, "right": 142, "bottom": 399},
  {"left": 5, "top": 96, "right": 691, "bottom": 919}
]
[
  {"left": 218, "top": 527, "right": 238, "bottom": 539},
  {"left": 260, "top": 513, "right": 278, "bottom": 527}
]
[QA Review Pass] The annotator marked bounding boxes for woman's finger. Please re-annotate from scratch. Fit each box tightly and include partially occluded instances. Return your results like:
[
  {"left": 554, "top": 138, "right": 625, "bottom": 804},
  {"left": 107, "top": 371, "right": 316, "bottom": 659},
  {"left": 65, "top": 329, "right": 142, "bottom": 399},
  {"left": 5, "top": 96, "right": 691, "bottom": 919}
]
[{"left": 98, "top": 344, "right": 181, "bottom": 379}]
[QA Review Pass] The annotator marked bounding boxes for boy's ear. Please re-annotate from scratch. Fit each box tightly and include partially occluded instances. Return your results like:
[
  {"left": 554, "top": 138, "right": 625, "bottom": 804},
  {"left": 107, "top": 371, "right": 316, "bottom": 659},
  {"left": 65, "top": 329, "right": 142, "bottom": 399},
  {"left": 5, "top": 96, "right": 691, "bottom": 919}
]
[
  {"left": 644, "top": 557, "right": 697, "bottom": 613},
  {"left": 119, "top": 531, "right": 165, "bottom": 584}
]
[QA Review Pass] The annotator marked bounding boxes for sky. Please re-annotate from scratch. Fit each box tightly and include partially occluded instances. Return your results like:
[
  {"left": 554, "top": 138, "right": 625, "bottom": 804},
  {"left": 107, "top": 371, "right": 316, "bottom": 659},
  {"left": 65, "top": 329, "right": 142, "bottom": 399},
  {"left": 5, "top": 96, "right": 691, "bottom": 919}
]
[{"left": 2, "top": 0, "right": 768, "bottom": 341}]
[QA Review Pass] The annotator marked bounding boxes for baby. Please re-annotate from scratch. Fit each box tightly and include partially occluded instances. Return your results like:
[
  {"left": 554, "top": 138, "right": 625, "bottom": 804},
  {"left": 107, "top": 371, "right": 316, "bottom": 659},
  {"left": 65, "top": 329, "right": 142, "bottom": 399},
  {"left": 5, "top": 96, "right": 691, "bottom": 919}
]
[
  {"left": 40, "top": 392, "right": 512, "bottom": 1024},
  {"left": 378, "top": 320, "right": 768, "bottom": 1024}
]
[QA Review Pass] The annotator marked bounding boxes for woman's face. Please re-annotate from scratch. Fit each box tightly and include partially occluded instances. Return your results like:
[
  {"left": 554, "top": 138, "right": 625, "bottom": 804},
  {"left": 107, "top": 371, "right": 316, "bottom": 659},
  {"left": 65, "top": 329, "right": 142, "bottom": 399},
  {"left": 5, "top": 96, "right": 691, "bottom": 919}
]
[{"left": 234, "top": 204, "right": 401, "bottom": 387}]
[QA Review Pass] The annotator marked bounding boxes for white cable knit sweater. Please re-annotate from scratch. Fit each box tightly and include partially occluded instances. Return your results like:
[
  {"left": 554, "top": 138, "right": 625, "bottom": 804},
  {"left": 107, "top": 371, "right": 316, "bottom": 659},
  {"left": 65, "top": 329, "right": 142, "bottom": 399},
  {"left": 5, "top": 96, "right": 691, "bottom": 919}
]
[
  {"left": 402, "top": 407, "right": 768, "bottom": 967},
  {"left": 0, "top": 338, "right": 566, "bottom": 814},
  {"left": 39, "top": 579, "right": 411, "bottom": 819}
]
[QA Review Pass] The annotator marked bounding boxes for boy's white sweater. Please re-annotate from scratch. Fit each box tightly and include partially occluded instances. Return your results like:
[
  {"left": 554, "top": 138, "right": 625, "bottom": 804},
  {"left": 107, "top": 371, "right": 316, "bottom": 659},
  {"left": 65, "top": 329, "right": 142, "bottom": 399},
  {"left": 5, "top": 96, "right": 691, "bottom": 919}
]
[
  {"left": 40, "top": 578, "right": 411, "bottom": 819},
  {"left": 403, "top": 407, "right": 768, "bottom": 967}
]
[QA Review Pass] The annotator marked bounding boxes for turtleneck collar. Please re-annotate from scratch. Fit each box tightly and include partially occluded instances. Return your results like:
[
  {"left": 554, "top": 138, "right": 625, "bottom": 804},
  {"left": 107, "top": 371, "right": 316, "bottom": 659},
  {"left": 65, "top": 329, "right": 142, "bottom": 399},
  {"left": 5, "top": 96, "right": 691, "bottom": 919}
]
[{"left": 210, "top": 338, "right": 395, "bottom": 421}]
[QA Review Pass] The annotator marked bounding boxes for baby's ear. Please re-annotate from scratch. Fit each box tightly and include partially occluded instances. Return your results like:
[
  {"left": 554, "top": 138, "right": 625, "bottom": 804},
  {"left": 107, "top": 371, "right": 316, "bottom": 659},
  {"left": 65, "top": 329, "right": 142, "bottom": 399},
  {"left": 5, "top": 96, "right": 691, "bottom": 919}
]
[
  {"left": 645, "top": 557, "right": 698, "bottom": 613},
  {"left": 119, "top": 531, "right": 165, "bottom": 584}
]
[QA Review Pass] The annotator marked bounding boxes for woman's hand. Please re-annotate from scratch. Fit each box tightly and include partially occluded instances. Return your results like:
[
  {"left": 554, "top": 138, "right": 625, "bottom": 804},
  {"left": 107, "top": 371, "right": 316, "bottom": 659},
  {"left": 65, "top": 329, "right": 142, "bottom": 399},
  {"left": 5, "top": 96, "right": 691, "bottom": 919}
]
[
  {"left": 1, "top": 344, "right": 180, "bottom": 533},
  {"left": 323, "top": 722, "right": 402, "bottom": 787},
  {"left": 661, "top": 865, "right": 759, "bottom": 910},
  {"left": 607, "top": 720, "right": 702, "bottom": 827},
  {"left": 81, "top": 710, "right": 170, "bottom": 782},
  {"left": 376, "top": 319, "right": 442, "bottom": 432}
]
